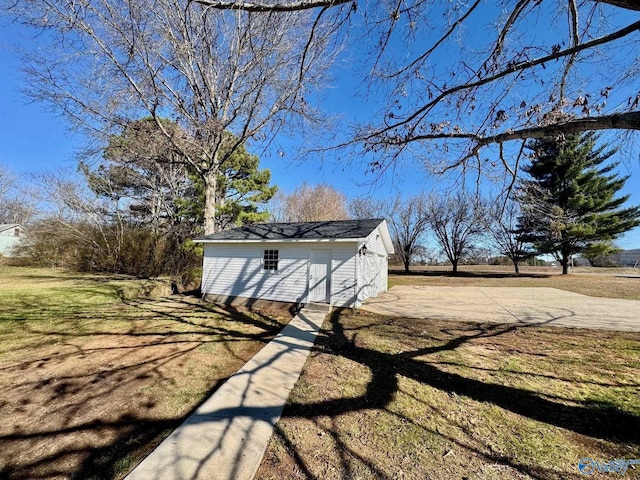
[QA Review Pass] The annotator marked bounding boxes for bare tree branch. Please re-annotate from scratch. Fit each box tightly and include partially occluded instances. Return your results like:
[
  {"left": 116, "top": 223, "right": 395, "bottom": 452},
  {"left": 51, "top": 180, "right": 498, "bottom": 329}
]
[
  {"left": 384, "top": 0, "right": 483, "bottom": 80},
  {"left": 194, "top": 0, "right": 640, "bottom": 14},
  {"left": 393, "top": 111, "right": 640, "bottom": 147},
  {"left": 193, "top": 0, "right": 353, "bottom": 12},
  {"left": 596, "top": 0, "right": 640, "bottom": 11},
  {"left": 362, "top": 18, "right": 640, "bottom": 144},
  {"left": 481, "top": 0, "right": 531, "bottom": 74}
]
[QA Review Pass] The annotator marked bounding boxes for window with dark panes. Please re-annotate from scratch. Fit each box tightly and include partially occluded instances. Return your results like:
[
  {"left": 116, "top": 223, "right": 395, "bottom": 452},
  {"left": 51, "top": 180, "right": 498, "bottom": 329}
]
[{"left": 263, "top": 249, "right": 279, "bottom": 271}]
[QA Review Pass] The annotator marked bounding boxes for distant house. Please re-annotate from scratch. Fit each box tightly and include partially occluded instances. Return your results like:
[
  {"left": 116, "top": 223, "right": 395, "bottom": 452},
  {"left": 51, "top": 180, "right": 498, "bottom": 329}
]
[
  {"left": 0, "top": 224, "right": 26, "bottom": 257},
  {"left": 194, "top": 219, "right": 394, "bottom": 308}
]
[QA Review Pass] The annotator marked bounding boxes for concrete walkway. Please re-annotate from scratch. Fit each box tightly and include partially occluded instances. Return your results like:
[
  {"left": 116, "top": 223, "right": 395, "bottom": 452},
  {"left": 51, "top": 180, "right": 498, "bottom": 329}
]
[
  {"left": 125, "top": 304, "right": 329, "bottom": 480},
  {"left": 361, "top": 286, "right": 640, "bottom": 332}
]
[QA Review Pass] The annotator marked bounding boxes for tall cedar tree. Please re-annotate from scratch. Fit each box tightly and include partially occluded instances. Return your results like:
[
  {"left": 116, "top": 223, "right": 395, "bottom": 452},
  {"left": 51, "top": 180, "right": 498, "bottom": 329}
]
[{"left": 518, "top": 132, "right": 640, "bottom": 274}]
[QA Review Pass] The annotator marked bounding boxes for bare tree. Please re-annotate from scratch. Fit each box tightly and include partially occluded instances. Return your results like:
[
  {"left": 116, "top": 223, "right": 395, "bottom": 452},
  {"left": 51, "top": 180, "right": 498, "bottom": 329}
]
[
  {"left": 0, "top": 167, "right": 11, "bottom": 200},
  {"left": 350, "top": 194, "right": 429, "bottom": 272},
  {"left": 0, "top": 167, "right": 36, "bottom": 225},
  {"left": 427, "top": 194, "right": 484, "bottom": 274},
  {"left": 266, "top": 191, "right": 289, "bottom": 223},
  {"left": 357, "top": 0, "right": 640, "bottom": 171},
  {"left": 190, "top": 1, "right": 640, "bottom": 180},
  {"left": 32, "top": 172, "right": 128, "bottom": 270},
  {"left": 387, "top": 195, "right": 430, "bottom": 273},
  {"left": 485, "top": 198, "right": 532, "bottom": 273},
  {"left": 5, "top": 0, "right": 347, "bottom": 233},
  {"left": 281, "top": 182, "right": 349, "bottom": 222},
  {"left": 348, "top": 197, "right": 386, "bottom": 220},
  {"left": 23, "top": 172, "right": 194, "bottom": 275}
]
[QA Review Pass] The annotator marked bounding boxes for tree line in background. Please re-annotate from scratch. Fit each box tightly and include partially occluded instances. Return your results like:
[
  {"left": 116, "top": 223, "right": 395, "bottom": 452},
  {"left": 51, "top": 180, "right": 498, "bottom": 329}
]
[
  {"left": 2, "top": 130, "right": 639, "bottom": 279},
  {"left": 348, "top": 131, "right": 639, "bottom": 275}
]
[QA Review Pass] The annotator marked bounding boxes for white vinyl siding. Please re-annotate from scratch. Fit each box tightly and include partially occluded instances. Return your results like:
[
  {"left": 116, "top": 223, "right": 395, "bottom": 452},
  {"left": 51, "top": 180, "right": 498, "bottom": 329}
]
[
  {"left": 202, "top": 243, "right": 309, "bottom": 304},
  {"left": 202, "top": 242, "right": 359, "bottom": 307},
  {"left": 329, "top": 244, "right": 357, "bottom": 307},
  {"left": 0, "top": 225, "right": 25, "bottom": 256},
  {"left": 199, "top": 221, "right": 392, "bottom": 308},
  {"left": 355, "top": 224, "right": 390, "bottom": 306},
  {"left": 357, "top": 252, "right": 386, "bottom": 303},
  {"left": 363, "top": 227, "right": 387, "bottom": 256}
]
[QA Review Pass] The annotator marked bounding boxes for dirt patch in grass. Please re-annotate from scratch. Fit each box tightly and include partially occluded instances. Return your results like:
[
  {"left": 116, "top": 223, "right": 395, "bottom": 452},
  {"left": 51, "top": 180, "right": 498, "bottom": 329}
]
[
  {"left": 0, "top": 267, "right": 290, "bottom": 479},
  {"left": 388, "top": 265, "right": 640, "bottom": 300},
  {"left": 257, "top": 309, "right": 640, "bottom": 480}
]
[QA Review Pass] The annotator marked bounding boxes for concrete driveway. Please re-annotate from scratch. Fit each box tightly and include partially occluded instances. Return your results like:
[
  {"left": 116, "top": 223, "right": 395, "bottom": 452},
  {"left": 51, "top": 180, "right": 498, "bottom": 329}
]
[{"left": 361, "top": 286, "right": 640, "bottom": 332}]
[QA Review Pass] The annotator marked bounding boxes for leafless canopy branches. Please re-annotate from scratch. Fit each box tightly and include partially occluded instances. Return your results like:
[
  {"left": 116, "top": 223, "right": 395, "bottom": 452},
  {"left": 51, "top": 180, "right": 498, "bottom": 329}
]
[
  {"left": 5, "top": 0, "right": 349, "bottom": 232},
  {"left": 273, "top": 182, "right": 349, "bottom": 222},
  {"left": 387, "top": 194, "right": 430, "bottom": 273},
  {"left": 191, "top": 0, "right": 640, "bottom": 178},
  {"left": 0, "top": 167, "right": 36, "bottom": 225},
  {"left": 426, "top": 194, "right": 484, "bottom": 274},
  {"left": 5, "top": 0, "right": 640, "bottom": 201},
  {"left": 349, "top": 194, "right": 429, "bottom": 272},
  {"left": 356, "top": 0, "right": 640, "bottom": 174},
  {"left": 193, "top": 0, "right": 353, "bottom": 12}
]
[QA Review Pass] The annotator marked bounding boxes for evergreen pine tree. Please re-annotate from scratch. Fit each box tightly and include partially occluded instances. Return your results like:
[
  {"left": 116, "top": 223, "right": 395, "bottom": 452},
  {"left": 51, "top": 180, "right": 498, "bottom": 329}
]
[
  {"left": 518, "top": 132, "right": 640, "bottom": 274},
  {"left": 179, "top": 131, "right": 277, "bottom": 231},
  {"left": 94, "top": 119, "right": 275, "bottom": 233}
]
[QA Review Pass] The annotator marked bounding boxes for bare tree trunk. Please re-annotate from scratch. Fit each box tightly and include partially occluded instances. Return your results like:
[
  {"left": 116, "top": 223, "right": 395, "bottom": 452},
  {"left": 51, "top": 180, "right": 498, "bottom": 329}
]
[
  {"left": 452, "top": 258, "right": 459, "bottom": 275},
  {"left": 512, "top": 259, "right": 520, "bottom": 274},
  {"left": 204, "top": 169, "right": 218, "bottom": 234},
  {"left": 403, "top": 255, "right": 410, "bottom": 273}
]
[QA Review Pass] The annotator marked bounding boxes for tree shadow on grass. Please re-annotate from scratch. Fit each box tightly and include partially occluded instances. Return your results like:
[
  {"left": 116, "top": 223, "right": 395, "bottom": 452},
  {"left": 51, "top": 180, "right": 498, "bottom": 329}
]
[
  {"left": 0, "top": 295, "right": 290, "bottom": 480},
  {"left": 4, "top": 299, "right": 636, "bottom": 480},
  {"left": 70, "top": 376, "right": 231, "bottom": 480},
  {"left": 273, "top": 309, "right": 639, "bottom": 479}
]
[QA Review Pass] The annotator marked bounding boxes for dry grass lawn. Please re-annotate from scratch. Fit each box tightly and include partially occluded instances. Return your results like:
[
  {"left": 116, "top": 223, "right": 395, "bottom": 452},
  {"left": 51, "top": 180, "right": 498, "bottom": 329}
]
[
  {"left": 257, "top": 308, "right": 640, "bottom": 480},
  {"left": 0, "top": 266, "right": 290, "bottom": 479}
]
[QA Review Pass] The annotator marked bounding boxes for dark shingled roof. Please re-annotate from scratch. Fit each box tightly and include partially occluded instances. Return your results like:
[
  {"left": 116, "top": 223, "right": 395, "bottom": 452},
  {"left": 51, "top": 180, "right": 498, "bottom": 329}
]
[{"left": 195, "top": 219, "right": 385, "bottom": 242}]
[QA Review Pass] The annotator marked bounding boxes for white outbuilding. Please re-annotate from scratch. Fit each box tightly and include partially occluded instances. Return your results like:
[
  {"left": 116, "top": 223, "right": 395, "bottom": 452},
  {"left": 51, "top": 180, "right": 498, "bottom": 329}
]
[
  {"left": 194, "top": 219, "right": 394, "bottom": 308},
  {"left": 0, "top": 224, "right": 25, "bottom": 257}
]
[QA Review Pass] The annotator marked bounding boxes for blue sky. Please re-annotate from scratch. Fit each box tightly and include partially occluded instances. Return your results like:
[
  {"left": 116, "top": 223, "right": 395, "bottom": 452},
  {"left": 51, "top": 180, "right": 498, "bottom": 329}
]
[{"left": 1, "top": 8, "right": 639, "bottom": 249}]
